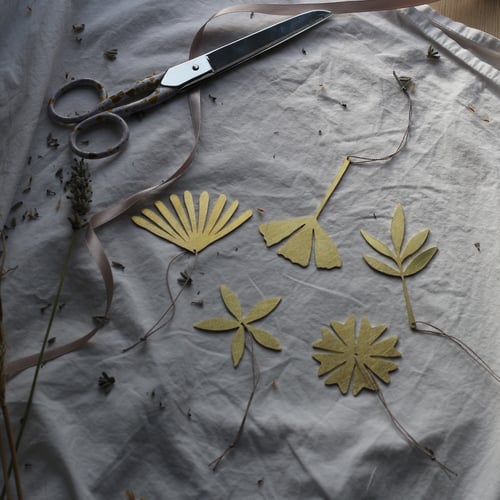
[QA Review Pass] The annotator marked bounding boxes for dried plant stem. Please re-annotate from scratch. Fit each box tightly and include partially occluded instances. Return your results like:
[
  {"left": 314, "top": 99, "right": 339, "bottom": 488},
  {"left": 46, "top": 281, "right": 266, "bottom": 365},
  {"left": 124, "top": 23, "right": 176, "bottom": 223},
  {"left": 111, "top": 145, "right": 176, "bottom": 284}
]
[
  {"left": 121, "top": 251, "right": 193, "bottom": 353},
  {"left": 14, "top": 231, "right": 77, "bottom": 458},
  {"left": 355, "top": 358, "right": 456, "bottom": 477},
  {"left": 415, "top": 321, "right": 500, "bottom": 384},
  {"left": 0, "top": 233, "right": 23, "bottom": 500},
  {"left": 209, "top": 333, "right": 260, "bottom": 471}
]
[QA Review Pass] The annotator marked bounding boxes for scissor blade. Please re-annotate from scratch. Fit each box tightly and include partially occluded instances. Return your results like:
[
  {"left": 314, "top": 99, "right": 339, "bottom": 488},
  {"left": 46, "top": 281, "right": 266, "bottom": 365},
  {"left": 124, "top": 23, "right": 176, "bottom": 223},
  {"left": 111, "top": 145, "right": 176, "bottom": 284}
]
[{"left": 161, "top": 10, "right": 331, "bottom": 88}]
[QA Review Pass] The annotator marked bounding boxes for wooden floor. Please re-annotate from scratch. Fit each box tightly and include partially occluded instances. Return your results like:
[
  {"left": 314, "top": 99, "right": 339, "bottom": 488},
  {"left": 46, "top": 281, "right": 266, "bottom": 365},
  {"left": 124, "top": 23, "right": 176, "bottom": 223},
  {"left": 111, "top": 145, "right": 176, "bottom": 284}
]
[{"left": 431, "top": 0, "right": 500, "bottom": 37}]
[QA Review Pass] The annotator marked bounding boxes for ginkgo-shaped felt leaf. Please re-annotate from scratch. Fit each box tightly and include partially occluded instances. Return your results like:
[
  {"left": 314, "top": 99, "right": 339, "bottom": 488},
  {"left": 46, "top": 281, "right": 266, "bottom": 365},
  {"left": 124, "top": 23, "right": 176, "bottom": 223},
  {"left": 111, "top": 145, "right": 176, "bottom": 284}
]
[
  {"left": 194, "top": 285, "right": 282, "bottom": 367},
  {"left": 259, "top": 157, "right": 351, "bottom": 269},
  {"left": 132, "top": 191, "right": 253, "bottom": 253},
  {"left": 312, "top": 315, "right": 401, "bottom": 396},
  {"left": 360, "top": 203, "right": 438, "bottom": 328}
]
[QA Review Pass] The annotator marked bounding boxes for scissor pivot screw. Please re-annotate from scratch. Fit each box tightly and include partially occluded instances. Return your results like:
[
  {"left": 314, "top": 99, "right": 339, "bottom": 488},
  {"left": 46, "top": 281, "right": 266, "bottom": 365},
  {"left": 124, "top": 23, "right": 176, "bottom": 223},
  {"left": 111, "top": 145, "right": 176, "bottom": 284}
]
[{"left": 192, "top": 64, "right": 200, "bottom": 71}]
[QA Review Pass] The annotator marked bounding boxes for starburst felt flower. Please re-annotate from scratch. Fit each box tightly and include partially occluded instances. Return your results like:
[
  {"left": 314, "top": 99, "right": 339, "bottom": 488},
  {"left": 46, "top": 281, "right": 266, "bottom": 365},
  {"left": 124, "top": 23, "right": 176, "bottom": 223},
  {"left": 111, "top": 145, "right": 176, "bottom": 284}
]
[
  {"left": 312, "top": 315, "right": 401, "bottom": 396},
  {"left": 194, "top": 285, "right": 282, "bottom": 367},
  {"left": 132, "top": 191, "right": 253, "bottom": 254}
]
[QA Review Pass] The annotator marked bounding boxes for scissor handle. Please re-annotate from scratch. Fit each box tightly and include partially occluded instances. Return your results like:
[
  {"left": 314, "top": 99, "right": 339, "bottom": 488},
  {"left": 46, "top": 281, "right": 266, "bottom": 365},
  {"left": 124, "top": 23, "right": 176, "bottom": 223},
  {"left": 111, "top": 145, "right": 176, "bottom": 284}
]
[
  {"left": 69, "top": 111, "right": 129, "bottom": 159},
  {"left": 48, "top": 78, "right": 108, "bottom": 124}
]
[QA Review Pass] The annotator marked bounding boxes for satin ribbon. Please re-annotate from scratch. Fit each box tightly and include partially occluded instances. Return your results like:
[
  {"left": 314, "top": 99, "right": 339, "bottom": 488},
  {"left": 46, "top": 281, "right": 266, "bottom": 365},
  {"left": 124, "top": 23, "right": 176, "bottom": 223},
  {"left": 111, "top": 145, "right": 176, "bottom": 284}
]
[{"left": 6, "top": 0, "right": 430, "bottom": 380}]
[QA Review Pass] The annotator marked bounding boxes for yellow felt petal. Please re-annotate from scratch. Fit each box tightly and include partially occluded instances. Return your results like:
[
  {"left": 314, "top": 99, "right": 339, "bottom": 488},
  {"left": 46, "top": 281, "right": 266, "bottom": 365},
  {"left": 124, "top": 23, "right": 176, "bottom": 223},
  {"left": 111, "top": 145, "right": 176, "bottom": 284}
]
[
  {"left": 358, "top": 316, "right": 387, "bottom": 346},
  {"left": 246, "top": 324, "right": 282, "bottom": 351},
  {"left": 209, "top": 200, "right": 239, "bottom": 236},
  {"left": 330, "top": 315, "right": 356, "bottom": 346},
  {"left": 220, "top": 285, "right": 243, "bottom": 321},
  {"left": 363, "top": 357, "right": 399, "bottom": 384},
  {"left": 154, "top": 200, "right": 190, "bottom": 241},
  {"left": 352, "top": 364, "right": 377, "bottom": 396},
  {"left": 312, "top": 327, "right": 347, "bottom": 353},
  {"left": 204, "top": 194, "right": 227, "bottom": 234},
  {"left": 313, "top": 223, "right": 342, "bottom": 269},
  {"left": 277, "top": 223, "right": 314, "bottom": 267},
  {"left": 170, "top": 194, "right": 193, "bottom": 235},
  {"left": 391, "top": 203, "right": 405, "bottom": 255},
  {"left": 197, "top": 191, "right": 210, "bottom": 234},
  {"left": 324, "top": 358, "right": 354, "bottom": 394},
  {"left": 231, "top": 326, "right": 245, "bottom": 368},
  {"left": 312, "top": 352, "right": 348, "bottom": 376},
  {"left": 138, "top": 208, "right": 180, "bottom": 239},
  {"left": 363, "top": 336, "right": 400, "bottom": 358},
  {"left": 208, "top": 209, "right": 253, "bottom": 244},
  {"left": 183, "top": 191, "right": 197, "bottom": 235},
  {"left": 194, "top": 317, "right": 240, "bottom": 331},
  {"left": 132, "top": 215, "right": 173, "bottom": 241},
  {"left": 259, "top": 217, "right": 309, "bottom": 247},
  {"left": 244, "top": 297, "right": 281, "bottom": 324}
]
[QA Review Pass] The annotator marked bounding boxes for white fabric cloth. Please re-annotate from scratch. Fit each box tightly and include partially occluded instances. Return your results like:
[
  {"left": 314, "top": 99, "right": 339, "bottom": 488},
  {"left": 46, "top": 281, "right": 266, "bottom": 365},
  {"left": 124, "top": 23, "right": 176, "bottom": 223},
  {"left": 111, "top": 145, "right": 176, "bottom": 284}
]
[{"left": 2, "top": 2, "right": 500, "bottom": 498}]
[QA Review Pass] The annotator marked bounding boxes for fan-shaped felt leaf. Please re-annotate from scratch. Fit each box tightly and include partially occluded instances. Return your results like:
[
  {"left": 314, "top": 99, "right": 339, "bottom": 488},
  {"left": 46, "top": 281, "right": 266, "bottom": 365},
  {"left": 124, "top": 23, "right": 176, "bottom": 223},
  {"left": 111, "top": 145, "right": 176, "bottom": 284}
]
[
  {"left": 244, "top": 297, "right": 281, "bottom": 324},
  {"left": 231, "top": 326, "right": 245, "bottom": 367},
  {"left": 193, "top": 317, "right": 240, "bottom": 331},
  {"left": 360, "top": 229, "right": 396, "bottom": 261},
  {"left": 403, "top": 246, "right": 438, "bottom": 276},
  {"left": 277, "top": 223, "right": 314, "bottom": 267},
  {"left": 362, "top": 255, "right": 401, "bottom": 277},
  {"left": 400, "top": 228, "right": 430, "bottom": 262},
  {"left": 246, "top": 325, "right": 282, "bottom": 351},
  {"left": 391, "top": 204, "right": 405, "bottom": 254}
]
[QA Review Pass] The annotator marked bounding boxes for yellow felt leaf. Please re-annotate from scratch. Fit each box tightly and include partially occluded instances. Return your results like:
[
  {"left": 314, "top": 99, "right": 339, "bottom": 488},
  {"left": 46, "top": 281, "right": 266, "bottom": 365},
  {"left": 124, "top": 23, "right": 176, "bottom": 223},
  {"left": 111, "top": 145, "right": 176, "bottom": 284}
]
[
  {"left": 231, "top": 326, "right": 245, "bottom": 367},
  {"left": 220, "top": 285, "right": 243, "bottom": 321},
  {"left": 259, "top": 217, "right": 309, "bottom": 247},
  {"left": 360, "top": 229, "right": 396, "bottom": 261},
  {"left": 313, "top": 223, "right": 342, "bottom": 269},
  {"left": 363, "top": 255, "right": 401, "bottom": 277},
  {"left": 391, "top": 203, "right": 405, "bottom": 255},
  {"left": 246, "top": 324, "right": 282, "bottom": 351},
  {"left": 400, "top": 228, "right": 430, "bottom": 262},
  {"left": 132, "top": 192, "right": 252, "bottom": 254},
  {"left": 403, "top": 247, "right": 438, "bottom": 277},
  {"left": 312, "top": 315, "right": 400, "bottom": 396},
  {"left": 244, "top": 297, "right": 281, "bottom": 324},
  {"left": 277, "top": 222, "right": 314, "bottom": 267},
  {"left": 193, "top": 317, "right": 240, "bottom": 331}
]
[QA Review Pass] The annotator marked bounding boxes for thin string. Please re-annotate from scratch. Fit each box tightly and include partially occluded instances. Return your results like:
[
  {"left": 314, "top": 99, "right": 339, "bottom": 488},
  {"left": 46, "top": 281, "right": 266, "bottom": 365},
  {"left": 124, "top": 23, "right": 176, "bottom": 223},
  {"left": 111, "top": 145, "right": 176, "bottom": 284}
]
[
  {"left": 349, "top": 72, "right": 413, "bottom": 165},
  {"left": 414, "top": 321, "right": 500, "bottom": 385},
  {"left": 209, "top": 332, "right": 261, "bottom": 471}
]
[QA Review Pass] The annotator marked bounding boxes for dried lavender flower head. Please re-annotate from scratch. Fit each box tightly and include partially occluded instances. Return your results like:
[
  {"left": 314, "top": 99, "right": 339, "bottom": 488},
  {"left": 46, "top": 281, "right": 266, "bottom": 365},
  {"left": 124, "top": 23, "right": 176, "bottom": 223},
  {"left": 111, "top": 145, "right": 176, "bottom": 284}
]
[{"left": 67, "top": 158, "right": 92, "bottom": 229}]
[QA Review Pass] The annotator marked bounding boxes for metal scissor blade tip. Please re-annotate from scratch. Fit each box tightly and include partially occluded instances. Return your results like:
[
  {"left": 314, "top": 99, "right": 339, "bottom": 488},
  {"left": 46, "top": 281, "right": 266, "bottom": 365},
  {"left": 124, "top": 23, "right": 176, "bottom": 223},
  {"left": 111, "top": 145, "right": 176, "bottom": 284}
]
[{"left": 162, "top": 10, "right": 331, "bottom": 88}]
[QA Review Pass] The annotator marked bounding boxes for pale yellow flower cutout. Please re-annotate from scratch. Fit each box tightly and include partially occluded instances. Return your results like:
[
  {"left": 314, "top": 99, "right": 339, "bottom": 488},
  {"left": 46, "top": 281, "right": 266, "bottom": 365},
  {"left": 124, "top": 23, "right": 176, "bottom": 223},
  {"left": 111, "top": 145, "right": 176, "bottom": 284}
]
[
  {"left": 259, "top": 158, "right": 351, "bottom": 269},
  {"left": 132, "top": 191, "right": 253, "bottom": 253},
  {"left": 312, "top": 315, "right": 401, "bottom": 396},
  {"left": 194, "top": 285, "right": 282, "bottom": 367}
]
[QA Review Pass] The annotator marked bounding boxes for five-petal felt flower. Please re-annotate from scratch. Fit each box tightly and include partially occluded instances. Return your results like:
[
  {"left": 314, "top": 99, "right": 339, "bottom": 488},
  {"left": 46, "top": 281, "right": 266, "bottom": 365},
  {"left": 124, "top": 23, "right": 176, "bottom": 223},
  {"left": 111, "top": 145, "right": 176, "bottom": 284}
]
[
  {"left": 194, "top": 285, "right": 282, "bottom": 367},
  {"left": 132, "top": 191, "right": 253, "bottom": 254},
  {"left": 312, "top": 315, "right": 401, "bottom": 396}
]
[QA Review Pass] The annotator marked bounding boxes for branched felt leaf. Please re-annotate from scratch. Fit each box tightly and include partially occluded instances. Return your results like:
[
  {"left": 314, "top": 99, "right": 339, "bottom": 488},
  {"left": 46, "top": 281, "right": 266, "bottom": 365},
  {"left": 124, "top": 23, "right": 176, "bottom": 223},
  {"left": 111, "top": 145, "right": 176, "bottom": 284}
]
[
  {"left": 403, "top": 246, "right": 438, "bottom": 276},
  {"left": 362, "top": 255, "right": 400, "bottom": 277}
]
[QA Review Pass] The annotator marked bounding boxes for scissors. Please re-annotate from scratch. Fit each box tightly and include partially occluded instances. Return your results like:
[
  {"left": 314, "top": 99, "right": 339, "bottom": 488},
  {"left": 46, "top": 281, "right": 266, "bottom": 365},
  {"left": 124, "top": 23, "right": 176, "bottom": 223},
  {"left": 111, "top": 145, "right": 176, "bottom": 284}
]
[{"left": 48, "top": 10, "right": 331, "bottom": 159}]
